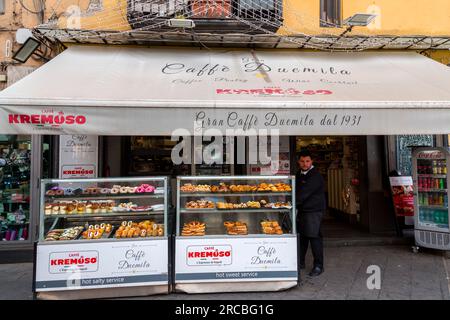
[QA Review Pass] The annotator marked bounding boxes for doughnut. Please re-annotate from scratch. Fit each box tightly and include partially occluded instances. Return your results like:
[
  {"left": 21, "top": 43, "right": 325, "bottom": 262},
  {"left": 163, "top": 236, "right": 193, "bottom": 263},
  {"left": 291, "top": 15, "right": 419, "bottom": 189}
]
[
  {"left": 100, "top": 188, "right": 110, "bottom": 194},
  {"left": 128, "top": 187, "right": 137, "bottom": 194},
  {"left": 94, "top": 224, "right": 100, "bottom": 230},
  {"left": 46, "top": 190, "right": 55, "bottom": 196},
  {"left": 64, "top": 188, "right": 74, "bottom": 195},
  {"left": 100, "top": 223, "right": 106, "bottom": 229},
  {"left": 111, "top": 188, "right": 119, "bottom": 194},
  {"left": 145, "top": 186, "right": 155, "bottom": 193},
  {"left": 127, "top": 221, "right": 133, "bottom": 227},
  {"left": 90, "top": 188, "right": 99, "bottom": 194},
  {"left": 136, "top": 186, "right": 145, "bottom": 193},
  {"left": 120, "top": 187, "right": 128, "bottom": 194},
  {"left": 121, "top": 221, "right": 127, "bottom": 227},
  {"left": 82, "top": 189, "right": 90, "bottom": 195},
  {"left": 55, "top": 189, "right": 64, "bottom": 196}
]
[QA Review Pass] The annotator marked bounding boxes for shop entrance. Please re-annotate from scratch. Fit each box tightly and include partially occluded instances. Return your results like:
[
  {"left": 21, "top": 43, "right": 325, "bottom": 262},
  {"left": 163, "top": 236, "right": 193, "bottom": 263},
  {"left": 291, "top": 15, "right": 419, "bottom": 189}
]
[
  {"left": 294, "top": 136, "right": 372, "bottom": 238},
  {"left": 103, "top": 135, "right": 396, "bottom": 238}
]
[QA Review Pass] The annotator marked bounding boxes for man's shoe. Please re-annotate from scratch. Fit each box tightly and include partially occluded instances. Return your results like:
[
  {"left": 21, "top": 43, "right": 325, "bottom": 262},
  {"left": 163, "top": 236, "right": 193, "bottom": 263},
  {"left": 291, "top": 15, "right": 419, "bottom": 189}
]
[{"left": 308, "top": 266, "right": 323, "bottom": 277}]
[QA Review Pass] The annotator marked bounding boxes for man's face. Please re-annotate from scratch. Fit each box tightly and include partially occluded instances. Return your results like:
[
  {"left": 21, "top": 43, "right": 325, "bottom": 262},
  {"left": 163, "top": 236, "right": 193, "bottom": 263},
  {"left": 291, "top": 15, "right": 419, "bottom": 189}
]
[{"left": 298, "top": 156, "right": 313, "bottom": 171}]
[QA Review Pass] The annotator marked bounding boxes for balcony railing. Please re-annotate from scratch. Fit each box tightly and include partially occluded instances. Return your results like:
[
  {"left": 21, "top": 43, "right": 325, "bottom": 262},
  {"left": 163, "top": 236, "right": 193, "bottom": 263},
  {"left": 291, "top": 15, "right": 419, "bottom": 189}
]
[{"left": 127, "top": 0, "right": 283, "bottom": 34}]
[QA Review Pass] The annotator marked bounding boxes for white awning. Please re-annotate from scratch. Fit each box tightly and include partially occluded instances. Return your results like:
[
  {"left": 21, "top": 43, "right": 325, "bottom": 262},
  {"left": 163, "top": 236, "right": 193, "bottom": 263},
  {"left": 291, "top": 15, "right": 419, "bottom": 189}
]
[{"left": 0, "top": 45, "right": 449, "bottom": 135}]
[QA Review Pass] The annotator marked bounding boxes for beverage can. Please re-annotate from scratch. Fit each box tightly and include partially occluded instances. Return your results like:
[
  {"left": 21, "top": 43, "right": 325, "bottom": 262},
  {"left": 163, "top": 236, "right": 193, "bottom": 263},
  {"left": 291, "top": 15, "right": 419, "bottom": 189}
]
[{"left": 433, "top": 161, "right": 438, "bottom": 174}]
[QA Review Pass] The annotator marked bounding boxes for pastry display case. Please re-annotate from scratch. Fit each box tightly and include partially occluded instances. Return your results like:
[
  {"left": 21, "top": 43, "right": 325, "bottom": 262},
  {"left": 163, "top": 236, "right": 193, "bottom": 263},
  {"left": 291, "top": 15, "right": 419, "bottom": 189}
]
[
  {"left": 34, "top": 177, "right": 170, "bottom": 300},
  {"left": 174, "top": 175, "right": 298, "bottom": 294}
]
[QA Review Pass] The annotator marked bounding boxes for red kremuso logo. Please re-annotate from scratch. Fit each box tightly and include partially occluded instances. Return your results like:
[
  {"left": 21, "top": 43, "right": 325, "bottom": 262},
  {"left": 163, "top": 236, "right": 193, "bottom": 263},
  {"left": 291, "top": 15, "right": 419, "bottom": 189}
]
[
  {"left": 186, "top": 245, "right": 232, "bottom": 266},
  {"left": 8, "top": 111, "right": 87, "bottom": 128}
]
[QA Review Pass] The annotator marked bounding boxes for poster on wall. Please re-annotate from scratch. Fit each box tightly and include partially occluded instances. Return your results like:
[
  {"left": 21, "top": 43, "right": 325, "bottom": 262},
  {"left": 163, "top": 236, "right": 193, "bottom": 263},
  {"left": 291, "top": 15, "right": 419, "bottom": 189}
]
[
  {"left": 249, "top": 137, "right": 290, "bottom": 175},
  {"left": 389, "top": 176, "right": 415, "bottom": 224},
  {"left": 59, "top": 135, "right": 98, "bottom": 179}
]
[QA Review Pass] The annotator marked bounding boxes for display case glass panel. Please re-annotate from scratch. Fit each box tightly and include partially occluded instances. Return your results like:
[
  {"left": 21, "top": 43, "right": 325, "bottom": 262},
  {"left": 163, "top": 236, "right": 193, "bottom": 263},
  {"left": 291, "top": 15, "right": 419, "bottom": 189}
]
[
  {"left": 176, "top": 176, "right": 295, "bottom": 237},
  {"left": 40, "top": 177, "right": 168, "bottom": 242}
]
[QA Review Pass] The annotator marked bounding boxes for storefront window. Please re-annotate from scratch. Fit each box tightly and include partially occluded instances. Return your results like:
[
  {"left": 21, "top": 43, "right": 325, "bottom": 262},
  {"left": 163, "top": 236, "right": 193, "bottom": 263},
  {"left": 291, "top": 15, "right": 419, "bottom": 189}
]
[
  {"left": 0, "top": 135, "right": 31, "bottom": 242},
  {"left": 124, "top": 136, "right": 191, "bottom": 176},
  {"left": 396, "top": 135, "right": 434, "bottom": 176}
]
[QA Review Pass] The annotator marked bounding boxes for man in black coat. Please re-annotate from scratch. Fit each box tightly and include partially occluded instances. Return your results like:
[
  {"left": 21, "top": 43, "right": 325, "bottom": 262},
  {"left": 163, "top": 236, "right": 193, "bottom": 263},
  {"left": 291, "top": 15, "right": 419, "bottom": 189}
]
[{"left": 296, "top": 150, "right": 326, "bottom": 277}]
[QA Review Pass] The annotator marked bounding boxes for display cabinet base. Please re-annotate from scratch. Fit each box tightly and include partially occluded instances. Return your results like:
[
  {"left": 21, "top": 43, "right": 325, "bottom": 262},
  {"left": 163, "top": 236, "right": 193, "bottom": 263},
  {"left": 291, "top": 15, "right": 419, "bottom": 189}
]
[
  {"left": 36, "top": 284, "right": 169, "bottom": 300},
  {"left": 415, "top": 229, "right": 450, "bottom": 250},
  {"left": 175, "top": 281, "right": 297, "bottom": 294}
]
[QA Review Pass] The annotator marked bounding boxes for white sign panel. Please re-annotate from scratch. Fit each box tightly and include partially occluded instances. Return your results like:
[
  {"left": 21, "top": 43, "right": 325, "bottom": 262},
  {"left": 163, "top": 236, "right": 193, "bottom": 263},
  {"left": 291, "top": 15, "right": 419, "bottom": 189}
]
[
  {"left": 36, "top": 239, "right": 169, "bottom": 291},
  {"left": 3, "top": 106, "right": 450, "bottom": 136},
  {"left": 175, "top": 236, "right": 298, "bottom": 283},
  {"left": 59, "top": 135, "right": 98, "bottom": 179}
]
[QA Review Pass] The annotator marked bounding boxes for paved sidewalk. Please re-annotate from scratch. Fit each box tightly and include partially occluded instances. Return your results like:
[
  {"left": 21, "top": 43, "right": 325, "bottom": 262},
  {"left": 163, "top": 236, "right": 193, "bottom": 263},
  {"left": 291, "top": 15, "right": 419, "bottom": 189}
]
[{"left": 1, "top": 245, "right": 449, "bottom": 300}]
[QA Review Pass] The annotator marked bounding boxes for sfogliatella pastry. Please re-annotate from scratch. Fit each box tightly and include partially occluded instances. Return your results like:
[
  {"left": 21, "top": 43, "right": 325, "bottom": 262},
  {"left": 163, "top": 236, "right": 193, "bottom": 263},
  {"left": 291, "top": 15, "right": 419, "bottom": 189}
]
[{"left": 181, "top": 221, "right": 206, "bottom": 236}]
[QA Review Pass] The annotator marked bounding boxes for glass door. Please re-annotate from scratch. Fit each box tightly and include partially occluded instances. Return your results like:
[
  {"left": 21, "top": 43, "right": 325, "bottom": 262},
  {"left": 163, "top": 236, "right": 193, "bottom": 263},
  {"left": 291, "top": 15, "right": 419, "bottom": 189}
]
[
  {"left": 0, "top": 135, "right": 31, "bottom": 243},
  {"left": 415, "top": 149, "right": 449, "bottom": 231}
]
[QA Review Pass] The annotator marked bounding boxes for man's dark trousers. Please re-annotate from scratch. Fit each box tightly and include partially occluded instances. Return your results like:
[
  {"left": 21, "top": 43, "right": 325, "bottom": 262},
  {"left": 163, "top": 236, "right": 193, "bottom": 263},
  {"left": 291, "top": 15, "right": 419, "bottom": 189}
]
[{"left": 299, "top": 228, "right": 323, "bottom": 269}]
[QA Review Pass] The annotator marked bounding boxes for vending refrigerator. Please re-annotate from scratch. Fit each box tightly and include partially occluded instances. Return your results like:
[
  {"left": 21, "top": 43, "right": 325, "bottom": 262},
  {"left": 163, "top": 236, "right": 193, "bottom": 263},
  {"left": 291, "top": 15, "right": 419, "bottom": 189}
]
[{"left": 412, "top": 147, "right": 450, "bottom": 250}]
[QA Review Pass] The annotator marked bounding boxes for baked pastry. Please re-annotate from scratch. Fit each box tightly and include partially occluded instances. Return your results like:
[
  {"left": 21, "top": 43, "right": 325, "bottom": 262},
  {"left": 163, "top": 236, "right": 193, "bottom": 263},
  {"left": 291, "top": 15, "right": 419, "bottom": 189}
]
[
  {"left": 100, "top": 188, "right": 110, "bottom": 195},
  {"left": 261, "top": 220, "right": 283, "bottom": 235},
  {"left": 45, "top": 204, "right": 52, "bottom": 215},
  {"left": 110, "top": 188, "right": 119, "bottom": 194},
  {"left": 224, "top": 221, "right": 248, "bottom": 235},
  {"left": 45, "top": 190, "right": 56, "bottom": 196},
  {"left": 185, "top": 200, "right": 215, "bottom": 209},
  {"left": 180, "top": 183, "right": 196, "bottom": 193},
  {"left": 120, "top": 186, "right": 128, "bottom": 194},
  {"left": 181, "top": 221, "right": 206, "bottom": 236}
]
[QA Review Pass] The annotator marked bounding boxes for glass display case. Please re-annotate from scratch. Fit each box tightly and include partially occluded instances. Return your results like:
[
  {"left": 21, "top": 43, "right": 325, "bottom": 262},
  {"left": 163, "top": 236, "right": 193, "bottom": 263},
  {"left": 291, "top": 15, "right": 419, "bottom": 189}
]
[
  {"left": 34, "top": 177, "right": 170, "bottom": 299},
  {"left": 174, "top": 175, "right": 298, "bottom": 293},
  {"left": 412, "top": 147, "right": 450, "bottom": 251},
  {"left": 0, "top": 135, "right": 31, "bottom": 243}
]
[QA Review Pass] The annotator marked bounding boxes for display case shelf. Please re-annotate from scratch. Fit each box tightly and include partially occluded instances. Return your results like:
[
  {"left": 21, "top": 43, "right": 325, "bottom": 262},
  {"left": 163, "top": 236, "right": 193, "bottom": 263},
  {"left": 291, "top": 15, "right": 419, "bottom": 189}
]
[
  {"left": 45, "top": 194, "right": 165, "bottom": 201},
  {"left": 44, "top": 211, "right": 165, "bottom": 219},
  {"left": 180, "top": 208, "right": 291, "bottom": 214},
  {"left": 419, "top": 205, "right": 448, "bottom": 209},
  {"left": 418, "top": 174, "right": 447, "bottom": 178},
  {"left": 418, "top": 189, "right": 447, "bottom": 193},
  {"left": 180, "top": 192, "right": 292, "bottom": 197}
]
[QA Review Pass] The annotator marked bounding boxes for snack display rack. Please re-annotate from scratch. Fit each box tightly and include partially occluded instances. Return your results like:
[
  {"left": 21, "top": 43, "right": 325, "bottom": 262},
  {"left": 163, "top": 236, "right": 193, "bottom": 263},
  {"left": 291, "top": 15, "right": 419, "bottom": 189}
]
[
  {"left": 34, "top": 177, "right": 170, "bottom": 300},
  {"left": 174, "top": 175, "right": 298, "bottom": 293},
  {"left": 412, "top": 147, "right": 450, "bottom": 251}
]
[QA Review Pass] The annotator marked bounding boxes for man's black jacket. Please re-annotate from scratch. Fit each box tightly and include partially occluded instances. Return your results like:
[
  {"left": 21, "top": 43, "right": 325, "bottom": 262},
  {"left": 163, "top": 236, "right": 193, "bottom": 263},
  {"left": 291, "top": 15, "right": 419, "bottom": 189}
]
[{"left": 295, "top": 166, "right": 326, "bottom": 213}]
